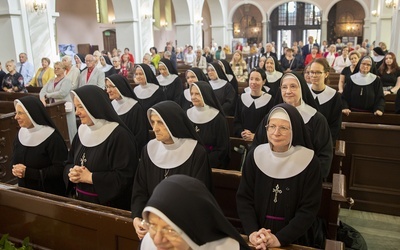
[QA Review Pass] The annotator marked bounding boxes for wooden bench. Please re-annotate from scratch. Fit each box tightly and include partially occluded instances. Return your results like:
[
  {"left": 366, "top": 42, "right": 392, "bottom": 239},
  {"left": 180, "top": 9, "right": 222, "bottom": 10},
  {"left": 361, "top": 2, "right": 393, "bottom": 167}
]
[
  {"left": 342, "top": 112, "right": 400, "bottom": 126},
  {"left": 0, "top": 92, "right": 39, "bottom": 101},
  {"left": 25, "top": 86, "right": 42, "bottom": 93},
  {"left": 212, "top": 168, "right": 349, "bottom": 242},
  {"left": 339, "top": 121, "right": 400, "bottom": 216}
]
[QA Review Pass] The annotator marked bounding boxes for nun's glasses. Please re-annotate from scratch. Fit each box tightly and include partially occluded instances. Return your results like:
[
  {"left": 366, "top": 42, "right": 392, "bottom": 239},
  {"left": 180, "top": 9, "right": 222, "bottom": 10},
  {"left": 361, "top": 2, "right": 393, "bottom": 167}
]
[
  {"left": 266, "top": 124, "right": 291, "bottom": 135},
  {"left": 142, "top": 220, "right": 181, "bottom": 239}
]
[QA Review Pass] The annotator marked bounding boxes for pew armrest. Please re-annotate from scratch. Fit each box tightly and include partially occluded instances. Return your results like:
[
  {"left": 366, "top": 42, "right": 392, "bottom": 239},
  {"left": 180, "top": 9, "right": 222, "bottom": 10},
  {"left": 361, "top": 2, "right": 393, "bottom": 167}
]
[
  {"left": 335, "top": 140, "right": 345, "bottom": 157},
  {"left": 325, "top": 239, "right": 344, "bottom": 250},
  {"left": 331, "top": 173, "right": 353, "bottom": 206}
]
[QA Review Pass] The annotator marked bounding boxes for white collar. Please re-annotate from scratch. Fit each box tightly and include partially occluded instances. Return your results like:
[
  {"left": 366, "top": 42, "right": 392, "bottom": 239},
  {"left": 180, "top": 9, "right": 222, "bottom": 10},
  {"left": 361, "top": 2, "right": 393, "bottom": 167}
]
[
  {"left": 147, "top": 138, "right": 197, "bottom": 169},
  {"left": 244, "top": 85, "right": 270, "bottom": 93},
  {"left": 309, "top": 85, "right": 336, "bottom": 105},
  {"left": 266, "top": 71, "right": 283, "bottom": 83},
  {"left": 184, "top": 88, "right": 191, "bottom": 102},
  {"left": 111, "top": 96, "right": 138, "bottom": 115},
  {"left": 187, "top": 105, "right": 219, "bottom": 124},
  {"left": 350, "top": 72, "right": 377, "bottom": 86},
  {"left": 226, "top": 74, "right": 234, "bottom": 81},
  {"left": 372, "top": 55, "right": 384, "bottom": 63},
  {"left": 295, "top": 100, "right": 317, "bottom": 123},
  {"left": 18, "top": 125, "right": 55, "bottom": 147},
  {"left": 133, "top": 83, "right": 159, "bottom": 99},
  {"left": 101, "top": 64, "right": 113, "bottom": 72},
  {"left": 78, "top": 119, "right": 119, "bottom": 147},
  {"left": 241, "top": 92, "right": 272, "bottom": 109},
  {"left": 209, "top": 79, "right": 227, "bottom": 90},
  {"left": 156, "top": 74, "right": 178, "bottom": 86},
  {"left": 254, "top": 144, "right": 313, "bottom": 179}
]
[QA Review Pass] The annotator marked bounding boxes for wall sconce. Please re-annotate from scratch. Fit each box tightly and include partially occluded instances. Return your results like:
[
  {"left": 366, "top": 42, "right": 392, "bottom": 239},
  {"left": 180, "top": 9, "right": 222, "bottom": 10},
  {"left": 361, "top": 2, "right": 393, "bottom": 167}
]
[
  {"left": 160, "top": 20, "right": 168, "bottom": 28},
  {"left": 195, "top": 17, "right": 203, "bottom": 26},
  {"left": 30, "top": 0, "right": 47, "bottom": 13},
  {"left": 143, "top": 14, "right": 152, "bottom": 20},
  {"left": 371, "top": 10, "right": 379, "bottom": 17},
  {"left": 234, "top": 29, "right": 241, "bottom": 34},
  {"left": 385, "top": 0, "right": 396, "bottom": 8}
]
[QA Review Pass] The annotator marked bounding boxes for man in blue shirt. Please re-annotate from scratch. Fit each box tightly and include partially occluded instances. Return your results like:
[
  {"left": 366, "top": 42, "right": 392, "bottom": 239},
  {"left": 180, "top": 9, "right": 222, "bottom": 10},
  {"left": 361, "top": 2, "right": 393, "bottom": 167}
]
[{"left": 16, "top": 53, "right": 34, "bottom": 86}]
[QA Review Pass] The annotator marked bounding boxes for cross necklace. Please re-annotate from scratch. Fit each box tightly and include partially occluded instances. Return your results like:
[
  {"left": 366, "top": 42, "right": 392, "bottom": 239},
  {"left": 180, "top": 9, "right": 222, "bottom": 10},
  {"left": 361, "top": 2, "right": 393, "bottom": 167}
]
[{"left": 272, "top": 184, "right": 282, "bottom": 203}]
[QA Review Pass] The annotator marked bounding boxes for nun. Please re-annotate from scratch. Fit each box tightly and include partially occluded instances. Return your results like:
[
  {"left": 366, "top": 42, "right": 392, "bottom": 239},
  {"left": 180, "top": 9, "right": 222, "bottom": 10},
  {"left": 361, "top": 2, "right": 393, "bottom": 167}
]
[
  {"left": 65, "top": 85, "right": 139, "bottom": 210},
  {"left": 141, "top": 175, "right": 250, "bottom": 250},
  {"left": 234, "top": 68, "right": 274, "bottom": 141},
  {"left": 237, "top": 104, "right": 323, "bottom": 248},
  {"left": 12, "top": 96, "right": 67, "bottom": 196},
  {"left": 99, "top": 55, "right": 116, "bottom": 77},
  {"left": 372, "top": 47, "right": 385, "bottom": 70},
  {"left": 131, "top": 101, "right": 212, "bottom": 240},
  {"left": 106, "top": 74, "right": 149, "bottom": 151},
  {"left": 74, "top": 54, "right": 86, "bottom": 72},
  {"left": 133, "top": 64, "right": 165, "bottom": 128},
  {"left": 156, "top": 58, "right": 183, "bottom": 104},
  {"left": 187, "top": 81, "right": 230, "bottom": 169},
  {"left": 262, "top": 56, "right": 284, "bottom": 97},
  {"left": 218, "top": 59, "right": 239, "bottom": 96},
  {"left": 342, "top": 55, "right": 385, "bottom": 116},
  {"left": 207, "top": 62, "right": 237, "bottom": 115},
  {"left": 180, "top": 67, "right": 208, "bottom": 111},
  {"left": 253, "top": 72, "right": 333, "bottom": 179}
]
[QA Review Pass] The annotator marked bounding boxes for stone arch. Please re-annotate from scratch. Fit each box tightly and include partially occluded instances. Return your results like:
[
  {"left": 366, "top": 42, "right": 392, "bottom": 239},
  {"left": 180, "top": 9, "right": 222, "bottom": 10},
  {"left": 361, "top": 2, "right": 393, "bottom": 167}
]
[
  {"left": 229, "top": 1, "right": 266, "bottom": 23},
  {"left": 205, "top": 0, "right": 226, "bottom": 47}
]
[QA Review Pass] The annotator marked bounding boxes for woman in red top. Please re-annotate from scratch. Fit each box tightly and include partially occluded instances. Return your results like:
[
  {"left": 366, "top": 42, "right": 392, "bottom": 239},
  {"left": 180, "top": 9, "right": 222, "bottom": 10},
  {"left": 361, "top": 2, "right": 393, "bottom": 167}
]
[{"left": 304, "top": 45, "right": 322, "bottom": 66}]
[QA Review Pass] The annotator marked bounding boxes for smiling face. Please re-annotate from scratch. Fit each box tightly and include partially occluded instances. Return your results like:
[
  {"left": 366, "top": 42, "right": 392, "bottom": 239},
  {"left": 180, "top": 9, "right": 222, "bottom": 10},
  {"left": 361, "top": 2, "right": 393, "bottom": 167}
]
[
  {"left": 267, "top": 118, "right": 291, "bottom": 152},
  {"left": 190, "top": 85, "right": 204, "bottom": 107},
  {"left": 359, "top": 58, "right": 372, "bottom": 74},
  {"left": 207, "top": 66, "right": 218, "bottom": 80},
  {"left": 135, "top": 67, "right": 146, "bottom": 85},
  {"left": 159, "top": 64, "right": 169, "bottom": 77},
  {"left": 350, "top": 53, "right": 360, "bottom": 67},
  {"left": 248, "top": 71, "right": 265, "bottom": 94},
  {"left": 265, "top": 58, "right": 275, "bottom": 72},
  {"left": 150, "top": 113, "right": 173, "bottom": 144},
  {"left": 105, "top": 79, "right": 121, "bottom": 100},
  {"left": 14, "top": 105, "right": 33, "bottom": 129},
  {"left": 185, "top": 71, "right": 198, "bottom": 85},
  {"left": 281, "top": 76, "right": 301, "bottom": 107},
  {"left": 147, "top": 213, "right": 190, "bottom": 250},
  {"left": 74, "top": 96, "right": 94, "bottom": 126}
]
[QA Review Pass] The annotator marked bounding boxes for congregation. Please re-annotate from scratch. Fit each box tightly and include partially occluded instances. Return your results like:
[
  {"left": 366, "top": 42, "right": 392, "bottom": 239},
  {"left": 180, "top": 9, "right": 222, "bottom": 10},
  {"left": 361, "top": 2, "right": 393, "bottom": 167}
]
[{"left": 3, "top": 35, "right": 400, "bottom": 249}]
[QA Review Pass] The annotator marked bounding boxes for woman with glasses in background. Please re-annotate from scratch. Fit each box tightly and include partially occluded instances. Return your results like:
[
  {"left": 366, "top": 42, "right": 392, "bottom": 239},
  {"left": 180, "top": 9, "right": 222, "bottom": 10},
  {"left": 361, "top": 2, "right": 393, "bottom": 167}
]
[
  {"left": 342, "top": 56, "right": 385, "bottom": 116},
  {"left": 237, "top": 104, "right": 323, "bottom": 249},
  {"left": 309, "top": 58, "right": 342, "bottom": 142}
]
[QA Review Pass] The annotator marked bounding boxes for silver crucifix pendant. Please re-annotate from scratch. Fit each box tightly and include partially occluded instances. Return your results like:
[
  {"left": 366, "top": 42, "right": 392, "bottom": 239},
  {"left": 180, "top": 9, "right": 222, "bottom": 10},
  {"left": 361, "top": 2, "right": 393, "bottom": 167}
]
[
  {"left": 273, "top": 184, "right": 282, "bottom": 203},
  {"left": 80, "top": 153, "right": 87, "bottom": 166}
]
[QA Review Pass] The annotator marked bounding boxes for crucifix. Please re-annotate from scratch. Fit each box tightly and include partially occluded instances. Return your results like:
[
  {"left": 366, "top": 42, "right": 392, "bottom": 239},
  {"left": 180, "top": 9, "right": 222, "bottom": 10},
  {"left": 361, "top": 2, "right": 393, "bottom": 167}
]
[
  {"left": 80, "top": 153, "right": 87, "bottom": 166},
  {"left": 272, "top": 184, "right": 282, "bottom": 203}
]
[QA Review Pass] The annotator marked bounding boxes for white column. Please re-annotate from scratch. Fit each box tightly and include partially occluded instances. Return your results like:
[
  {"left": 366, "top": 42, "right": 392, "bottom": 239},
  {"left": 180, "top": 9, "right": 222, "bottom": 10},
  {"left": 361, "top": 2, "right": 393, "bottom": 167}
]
[
  {"left": 390, "top": 5, "right": 400, "bottom": 56},
  {"left": 210, "top": 25, "right": 226, "bottom": 47},
  {"left": 226, "top": 22, "right": 233, "bottom": 49},
  {"left": 193, "top": 0, "right": 204, "bottom": 48},
  {"left": 321, "top": 19, "right": 328, "bottom": 43},
  {"left": 262, "top": 21, "right": 267, "bottom": 45},
  {"left": 175, "top": 22, "right": 194, "bottom": 47}
]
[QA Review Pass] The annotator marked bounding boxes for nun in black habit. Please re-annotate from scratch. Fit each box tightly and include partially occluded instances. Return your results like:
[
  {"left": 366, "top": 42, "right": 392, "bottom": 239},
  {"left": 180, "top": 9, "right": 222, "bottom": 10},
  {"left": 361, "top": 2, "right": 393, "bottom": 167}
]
[
  {"left": 253, "top": 72, "right": 333, "bottom": 179},
  {"left": 237, "top": 104, "right": 323, "bottom": 248},
  {"left": 131, "top": 100, "right": 212, "bottom": 240},
  {"left": 187, "top": 81, "right": 230, "bottom": 169},
  {"left": 218, "top": 59, "right": 239, "bottom": 96},
  {"left": 141, "top": 175, "right": 250, "bottom": 250},
  {"left": 156, "top": 58, "right": 183, "bottom": 104},
  {"left": 65, "top": 85, "right": 139, "bottom": 210},
  {"left": 180, "top": 67, "right": 208, "bottom": 111},
  {"left": 262, "top": 56, "right": 284, "bottom": 97},
  {"left": 12, "top": 96, "right": 68, "bottom": 196},
  {"left": 106, "top": 74, "right": 149, "bottom": 151},
  {"left": 341, "top": 55, "right": 385, "bottom": 116},
  {"left": 207, "top": 62, "right": 237, "bottom": 115},
  {"left": 133, "top": 64, "right": 165, "bottom": 128}
]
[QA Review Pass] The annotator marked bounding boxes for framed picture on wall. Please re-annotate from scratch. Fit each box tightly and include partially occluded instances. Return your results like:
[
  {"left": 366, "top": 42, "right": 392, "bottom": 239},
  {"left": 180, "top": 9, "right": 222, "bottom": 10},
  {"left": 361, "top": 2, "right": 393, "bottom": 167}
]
[{"left": 58, "top": 44, "right": 77, "bottom": 59}]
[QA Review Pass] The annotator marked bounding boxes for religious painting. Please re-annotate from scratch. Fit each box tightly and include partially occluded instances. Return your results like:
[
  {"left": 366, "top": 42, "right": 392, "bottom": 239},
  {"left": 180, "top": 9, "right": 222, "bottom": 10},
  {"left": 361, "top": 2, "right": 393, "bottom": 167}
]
[{"left": 58, "top": 44, "right": 77, "bottom": 58}]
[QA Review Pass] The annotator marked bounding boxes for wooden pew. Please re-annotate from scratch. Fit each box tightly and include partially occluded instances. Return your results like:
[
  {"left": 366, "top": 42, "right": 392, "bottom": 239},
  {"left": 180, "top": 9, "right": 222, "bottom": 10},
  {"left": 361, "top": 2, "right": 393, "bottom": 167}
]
[
  {"left": 342, "top": 112, "right": 400, "bottom": 126},
  {"left": 0, "top": 112, "right": 19, "bottom": 184},
  {"left": 212, "top": 168, "right": 349, "bottom": 242},
  {"left": 0, "top": 92, "right": 39, "bottom": 101},
  {"left": 25, "top": 86, "right": 42, "bottom": 93},
  {"left": 0, "top": 183, "right": 140, "bottom": 249},
  {"left": 339, "top": 121, "right": 400, "bottom": 216}
]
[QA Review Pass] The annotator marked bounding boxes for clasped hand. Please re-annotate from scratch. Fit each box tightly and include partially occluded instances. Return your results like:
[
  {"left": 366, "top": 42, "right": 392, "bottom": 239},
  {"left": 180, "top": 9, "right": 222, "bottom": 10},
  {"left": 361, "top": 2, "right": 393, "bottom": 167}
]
[
  {"left": 249, "top": 228, "right": 280, "bottom": 249},
  {"left": 68, "top": 165, "right": 92, "bottom": 184},
  {"left": 12, "top": 164, "right": 26, "bottom": 178}
]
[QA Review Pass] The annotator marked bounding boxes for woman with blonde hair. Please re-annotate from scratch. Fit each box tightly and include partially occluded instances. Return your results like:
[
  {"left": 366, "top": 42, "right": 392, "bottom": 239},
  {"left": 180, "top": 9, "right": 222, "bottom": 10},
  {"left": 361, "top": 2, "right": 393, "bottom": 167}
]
[{"left": 229, "top": 50, "right": 248, "bottom": 82}]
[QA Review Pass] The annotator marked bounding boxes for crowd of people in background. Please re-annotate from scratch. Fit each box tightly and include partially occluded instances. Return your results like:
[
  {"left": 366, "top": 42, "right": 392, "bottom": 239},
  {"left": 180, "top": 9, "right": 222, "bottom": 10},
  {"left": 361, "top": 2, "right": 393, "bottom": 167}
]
[{"left": 3, "top": 35, "right": 400, "bottom": 249}]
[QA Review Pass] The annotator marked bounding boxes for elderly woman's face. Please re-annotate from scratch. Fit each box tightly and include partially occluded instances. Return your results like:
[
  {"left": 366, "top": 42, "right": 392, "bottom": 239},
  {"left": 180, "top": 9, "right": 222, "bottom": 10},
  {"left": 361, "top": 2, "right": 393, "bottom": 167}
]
[
  {"left": 207, "top": 66, "right": 218, "bottom": 80},
  {"left": 150, "top": 114, "right": 173, "bottom": 144},
  {"left": 74, "top": 96, "right": 94, "bottom": 126},
  {"left": 350, "top": 54, "right": 360, "bottom": 66},
  {"left": 15, "top": 105, "right": 33, "bottom": 129},
  {"left": 359, "top": 58, "right": 372, "bottom": 75},
  {"left": 147, "top": 213, "right": 190, "bottom": 250},
  {"left": 190, "top": 85, "right": 204, "bottom": 107},
  {"left": 100, "top": 57, "right": 106, "bottom": 66},
  {"left": 42, "top": 59, "right": 49, "bottom": 68},
  {"left": 281, "top": 77, "right": 301, "bottom": 107},
  {"left": 105, "top": 80, "right": 121, "bottom": 101},
  {"left": 265, "top": 58, "right": 275, "bottom": 72},
  {"left": 266, "top": 118, "right": 291, "bottom": 152},
  {"left": 6, "top": 62, "right": 15, "bottom": 73}
]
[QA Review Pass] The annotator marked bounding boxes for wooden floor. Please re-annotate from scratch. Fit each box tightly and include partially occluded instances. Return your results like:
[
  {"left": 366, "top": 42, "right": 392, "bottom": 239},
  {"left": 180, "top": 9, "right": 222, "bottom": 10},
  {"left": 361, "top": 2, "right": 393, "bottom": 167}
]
[{"left": 339, "top": 209, "right": 400, "bottom": 250}]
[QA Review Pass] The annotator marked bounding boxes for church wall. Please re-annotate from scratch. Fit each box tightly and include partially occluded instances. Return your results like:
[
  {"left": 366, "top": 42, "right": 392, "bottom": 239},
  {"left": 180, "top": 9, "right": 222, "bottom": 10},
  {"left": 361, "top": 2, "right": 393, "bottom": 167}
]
[{"left": 55, "top": 0, "right": 115, "bottom": 53}]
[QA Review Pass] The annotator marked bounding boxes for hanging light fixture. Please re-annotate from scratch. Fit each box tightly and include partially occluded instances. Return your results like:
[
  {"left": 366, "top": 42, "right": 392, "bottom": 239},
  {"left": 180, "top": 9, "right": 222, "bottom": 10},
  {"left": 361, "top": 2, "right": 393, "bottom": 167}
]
[{"left": 30, "top": 0, "right": 47, "bottom": 13}]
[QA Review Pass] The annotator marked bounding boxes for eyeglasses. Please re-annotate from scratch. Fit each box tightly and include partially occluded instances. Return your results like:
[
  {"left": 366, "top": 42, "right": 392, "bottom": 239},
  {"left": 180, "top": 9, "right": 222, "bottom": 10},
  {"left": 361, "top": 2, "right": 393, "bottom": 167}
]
[
  {"left": 309, "top": 71, "right": 324, "bottom": 76},
  {"left": 265, "top": 124, "right": 291, "bottom": 135},
  {"left": 361, "top": 63, "right": 372, "bottom": 67},
  {"left": 280, "top": 85, "right": 299, "bottom": 92},
  {"left": 142, "top": 220, "right": 181, "bottom": 239}
]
